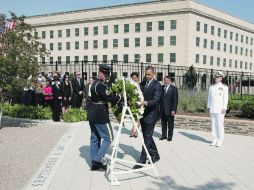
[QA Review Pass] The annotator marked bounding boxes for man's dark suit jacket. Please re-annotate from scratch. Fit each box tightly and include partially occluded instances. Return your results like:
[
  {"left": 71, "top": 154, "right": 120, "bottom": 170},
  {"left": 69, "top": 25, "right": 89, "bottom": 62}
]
[
  {"left": 160, "top": 84, "right": 178, "bottom": 116},
  {"left": 141, "top": 79, "right": 162, "bottom": 124},
  {"left": 71, "top": 77, "right": 85, "bottom": 107}
]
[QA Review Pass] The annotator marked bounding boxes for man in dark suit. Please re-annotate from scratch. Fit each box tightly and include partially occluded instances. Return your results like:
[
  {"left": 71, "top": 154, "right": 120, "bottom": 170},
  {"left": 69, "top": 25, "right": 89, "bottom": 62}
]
[
  {"left": 160, "top": 76, "right": 178, "bottom": 141},
  {"left": 71, "top": 71, "right": 85, "bottom": 108},
  {"left": 133, "top": 66, "right": 161, "bottom": 169}
]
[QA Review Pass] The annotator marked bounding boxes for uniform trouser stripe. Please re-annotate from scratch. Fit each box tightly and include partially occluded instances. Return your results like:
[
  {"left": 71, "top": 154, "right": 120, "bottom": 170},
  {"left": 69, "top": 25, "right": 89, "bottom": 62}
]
[{"left": 106, "top": 123, "right": 113, "bottom": 143}]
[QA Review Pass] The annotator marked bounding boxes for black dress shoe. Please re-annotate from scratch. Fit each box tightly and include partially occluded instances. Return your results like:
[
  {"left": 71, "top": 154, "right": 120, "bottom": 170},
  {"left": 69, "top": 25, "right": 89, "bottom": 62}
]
[
  {"left": 167, "top": 138, "right": 172, "bottom": 141},
  {"left": 133, "top": 159, "right": 146, "bottom": 169},
  {"left": 159, "top": 137, "right": 167, "bottom": 140},
  {"left": 91, "top": 160, "right": 107, "bottom": 171},
  {"left": 133, "top": 164, "right": 143, "bottom": 169},
  {"left": 148, "top": 156, "right": 160, "bottom": 164}
]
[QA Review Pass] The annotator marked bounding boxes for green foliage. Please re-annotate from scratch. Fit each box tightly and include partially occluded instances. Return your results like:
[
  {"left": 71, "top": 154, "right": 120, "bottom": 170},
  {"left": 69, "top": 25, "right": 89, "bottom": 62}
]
[
  {"left": 0, "top": 12, "right": 49, "bottom": 101},
  {"left": 0, "top": 103, "right": 52, "bottom": 119},
  {"left": 177, "top": 90, "right": 208, "bottom": 113},
  {"left": 228, "top": 99, "right": 245, "bottom": 111},
  {"left": 184, "top": 65, "right": 198, "bottom": 90},
  {"left": 241, "top": 101, "right": 254, "bottom": 118},
  {"left": 63, "top": 108, "right": 87, "bottom": 122}
]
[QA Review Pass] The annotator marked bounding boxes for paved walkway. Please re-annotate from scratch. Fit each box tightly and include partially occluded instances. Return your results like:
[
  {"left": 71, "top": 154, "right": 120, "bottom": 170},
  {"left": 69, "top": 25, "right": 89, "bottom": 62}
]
[{"left": 22, "top": 121, "right": 254, "bottom": 190}]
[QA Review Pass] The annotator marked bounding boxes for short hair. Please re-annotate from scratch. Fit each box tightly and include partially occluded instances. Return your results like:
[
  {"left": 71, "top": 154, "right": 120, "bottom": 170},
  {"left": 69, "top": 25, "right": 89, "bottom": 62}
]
[
  {"left": 164, "top": 76, "right": 171, "bottom": 80},
  {"left": 130, "top": 72, "right": 139, "bottom": 78},
  {"left": 145, "top": 66, "right": 154, "bottom": 73}
]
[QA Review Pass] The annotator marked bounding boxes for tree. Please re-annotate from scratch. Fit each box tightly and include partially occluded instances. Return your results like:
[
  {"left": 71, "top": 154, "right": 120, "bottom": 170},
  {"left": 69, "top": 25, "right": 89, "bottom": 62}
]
[
  {"left": 0, "top": 12, "right": 48, "bottom": 102},
  {"left": 184, "top": 65, "right": 197, "bottom": 90}
]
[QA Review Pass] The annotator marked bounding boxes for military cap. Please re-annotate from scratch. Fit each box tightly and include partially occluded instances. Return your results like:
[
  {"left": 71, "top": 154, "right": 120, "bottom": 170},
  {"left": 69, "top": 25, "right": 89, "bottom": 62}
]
[
  {"left": 214, "top": 71, "right": 224, "bottom": 78},
  {"left": 99, "top": 64, "right": 111, "bottom": 75}
]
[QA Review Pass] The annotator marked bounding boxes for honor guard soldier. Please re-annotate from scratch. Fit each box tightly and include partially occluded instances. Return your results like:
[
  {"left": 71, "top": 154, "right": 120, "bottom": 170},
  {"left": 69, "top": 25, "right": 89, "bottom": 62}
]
[
  {"left": 207, "top": 71, "right": 228, "bottom": 147},
  {"left": 88, "top": 64, "right": 121, "bottom": 171}
]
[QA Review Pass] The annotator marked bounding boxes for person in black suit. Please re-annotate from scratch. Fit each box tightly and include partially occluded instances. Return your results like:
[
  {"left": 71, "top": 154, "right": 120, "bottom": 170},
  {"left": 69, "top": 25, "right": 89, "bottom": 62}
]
[
  {"left": 61, "top": 74, "right": 71, "bottom": 113},
  {"left": 52, "top": 76, "right": 63, "bottom": 122},
  {"left": 159, "top": 76, "right": 178, "bottom": 141},
  {"left": 133, "top": 66, "right": 161, "bottom": 169},
  {"left": 71, "top": 71, "right": 85, "bottom": 108}
]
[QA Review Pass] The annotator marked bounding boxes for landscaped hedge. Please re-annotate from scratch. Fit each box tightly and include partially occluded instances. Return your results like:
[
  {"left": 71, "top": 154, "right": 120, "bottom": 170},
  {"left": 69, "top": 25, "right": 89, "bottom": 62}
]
[
  {"left": 241, "top": 101, "right": 254, "bottom": 119},
  {"left": 0, "top": 103, "right": 52, "bottom": 119},
  {"left": 62, "top": 108, "right": 87, "bottom": 122}
]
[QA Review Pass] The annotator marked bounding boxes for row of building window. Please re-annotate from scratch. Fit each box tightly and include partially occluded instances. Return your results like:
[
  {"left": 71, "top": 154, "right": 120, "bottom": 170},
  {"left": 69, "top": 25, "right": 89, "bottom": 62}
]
[
  {"left": 44, "top": 36, "right": 177, "bottom": 50},
  {"left": 195, "top": 54, "right": 253, "bottom": 70},
  {"left": 196, "top": 21, "right": 254, "bottom": 46},
  {"left": 40, "top": 53, "right": 177, "bottom": 64},
  {"left": 196, "top": 37, "right": 253, "bottom": 57},
  {"left": 35, "top": 20, "right": 177, "bottom": 39}
]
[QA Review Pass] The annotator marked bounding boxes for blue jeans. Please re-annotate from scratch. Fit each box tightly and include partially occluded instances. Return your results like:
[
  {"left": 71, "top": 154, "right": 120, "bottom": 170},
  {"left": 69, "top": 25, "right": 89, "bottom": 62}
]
[{"left": 89, "top": 122, "right": 114, "bottom": 162}]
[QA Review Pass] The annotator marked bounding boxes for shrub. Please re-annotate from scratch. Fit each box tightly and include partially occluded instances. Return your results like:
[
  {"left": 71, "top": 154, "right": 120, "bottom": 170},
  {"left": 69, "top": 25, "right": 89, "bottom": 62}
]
[
  {"left": 228, "top": 100, "right": 244, "bottom": 111},
  {"left": 241, "top": 101, "right": 254, "bottom": 118},
  {"left": 63, "top": 108, "right": 87, "bottom": 122}
]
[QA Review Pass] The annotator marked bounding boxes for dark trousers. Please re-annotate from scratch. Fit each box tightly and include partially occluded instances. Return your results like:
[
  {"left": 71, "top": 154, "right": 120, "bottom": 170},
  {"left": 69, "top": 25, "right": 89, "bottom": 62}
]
[
  {"left": 161, "top": 111, "right": 175, "bottom": 140},
  {"left": 140, "top": 119, "right": 159, "bottom": 162},
  {"left": 72, "top": 93, "right": 82, "bottom": 108},
  {"left": 53, "top": 99, "right": 61, "bottom": 122}
]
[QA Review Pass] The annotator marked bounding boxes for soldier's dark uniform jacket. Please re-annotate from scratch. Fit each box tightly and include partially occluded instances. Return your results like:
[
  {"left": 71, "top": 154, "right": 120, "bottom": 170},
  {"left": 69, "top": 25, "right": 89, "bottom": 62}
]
[{"left": 88, "top": 78, "right": 121, "bottom": 124}]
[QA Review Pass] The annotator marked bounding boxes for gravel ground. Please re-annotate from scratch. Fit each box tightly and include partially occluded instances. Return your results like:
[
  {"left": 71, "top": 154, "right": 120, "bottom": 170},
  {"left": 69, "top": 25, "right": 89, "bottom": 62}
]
[{"left": 0, "top": 118, "right": 70, "bottom": 190}]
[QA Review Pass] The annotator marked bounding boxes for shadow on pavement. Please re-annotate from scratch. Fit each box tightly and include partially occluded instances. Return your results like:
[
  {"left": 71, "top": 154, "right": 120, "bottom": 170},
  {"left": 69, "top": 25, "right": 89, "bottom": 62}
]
[
  {"left": 148, "top": 176, "right": 235, "bottom": 190},
  {"left": 178, "top": 131, "right": 211, "bottom": 144},
  {"left": 79, "top": 145, "right": 91, "bottom": 167},
  {"left": 1, "top": 116, "right": 43, "bottom": 128}
]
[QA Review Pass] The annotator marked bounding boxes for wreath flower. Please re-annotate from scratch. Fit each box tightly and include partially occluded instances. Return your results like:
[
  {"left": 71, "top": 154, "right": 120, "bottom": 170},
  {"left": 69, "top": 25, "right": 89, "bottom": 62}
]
[{"left": 110, "top": 78, "right": 144, "bottom": 122}]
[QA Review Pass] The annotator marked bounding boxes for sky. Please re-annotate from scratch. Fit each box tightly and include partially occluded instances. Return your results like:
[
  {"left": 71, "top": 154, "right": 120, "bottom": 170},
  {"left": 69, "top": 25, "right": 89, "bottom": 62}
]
[{"left": 0, "top": 0, "right": 254, "bottom": 24}]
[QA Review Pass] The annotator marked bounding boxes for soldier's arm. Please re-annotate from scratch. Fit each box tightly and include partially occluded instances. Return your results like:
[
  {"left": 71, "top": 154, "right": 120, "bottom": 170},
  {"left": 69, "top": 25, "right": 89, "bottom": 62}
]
[{"left": 96, "top": 82, "right": 121, "bottom": 104}]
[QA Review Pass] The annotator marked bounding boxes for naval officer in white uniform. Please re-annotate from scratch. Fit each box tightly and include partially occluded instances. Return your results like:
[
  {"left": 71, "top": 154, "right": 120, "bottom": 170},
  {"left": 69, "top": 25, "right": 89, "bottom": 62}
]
[{"left": 207, "top": 71, "right": 228, "bottom": 147}]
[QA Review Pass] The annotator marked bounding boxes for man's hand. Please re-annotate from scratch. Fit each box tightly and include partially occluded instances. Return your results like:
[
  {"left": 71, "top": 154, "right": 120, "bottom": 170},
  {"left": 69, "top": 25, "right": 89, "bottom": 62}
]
[
  {"left": 141, "top": 101, "right": 147, "bottom": 107},
  {"left": 171, "top": 111, "right": 176, "bottom": 116},
  {"left": 79, "top": 91, "right": 83, "bottom": 95},
  {"left": 58, "top": 96, "right": 62, "bottom": 100},
  {"left": 221, "top": 109, "right": 226, "bottom": 114}
]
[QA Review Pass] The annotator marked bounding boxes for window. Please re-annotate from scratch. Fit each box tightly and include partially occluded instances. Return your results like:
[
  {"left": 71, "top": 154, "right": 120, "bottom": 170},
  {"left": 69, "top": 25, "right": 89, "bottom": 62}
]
[
  {"left": 66, "top": 42, "right": 70, "bottom": 50},
  {"left": 93, "top": 40, "right": 98, "bottom": 49},
  {"left": 135, "top": 23, "right": 141, "bottom": 32},
  {"left": 75, "top": 28, "right": 79, "bottom": 37},
  {"left": 240, "top": 47, "right": 243, "bottom": 55},
  {"left": 158, "top": 53, "right": 163, "bottom": 63},
  {"left": 146, "top": 37, "right": 152, "bottom": 46},
  {"left": 84, "top": 27, "right": 88, "bottom": 35},
  {"left": 229, "top": 59, "right": 232, "bottom": 67},
  {"left": 196, "top": 37, "right": 200, "bottom": 47},
  {"left": 93, "top": 55, "right": 98, "bottom": 63},
  {"left": 113, "top": 55, "right": 118, "bottom": 62},
  {"left": 170, "top": 53, "right": 176, "bottom": 63},
  {"left": 34, "top": 32, "right": 38, "bottom": 39},
  {"left": 57, "top": 56, "right": 61, "bottom": 64},
  {"left": 103, "top": 55, "right": 107, "bottom": 63},
  {"left": 224, "top": 30, "right": 227, "bottom": 38},
  {"left": 146, "top": 54, "right": 152, "bottom": 63},
  {"left": 235, "top": 60, "right": 238, "bottom": 68},
  {"left": 223, "top": 43, "right": 227, "bottom": 52},
  {"left": 236, "top": 33, "right": 238, "bottom": 41},
  {"left": 41, "top": 57, "right": 45, "bottom": 64},
  {"left": 246, "top": 36, "right": 249, "bottom": 44},
  {"left": 84, "top": 41, "right": 88, "bottom": 49},
  {"left": 217, "top": 57, "right": 220, "bottom": 66},
  {"left": 158, "top": 36, "right": 164, "bottom": 46},
  {"left": 147, "top": 22, "right": 152, "bottom": 31},
  {"left": 134, "top": 54, "right": 140, "bottom": 63},
  {"left": 210, "top": 56, "right": 214, "bottom": 65},
  {"left": 204, "top": 24, "right": 208, "bottom": 33},
  {"left": 66, "top": 29, "right": 70, "bottom": 37},
  {"left": 158, "top": 21, "right": 164, "bottom": 30},
  {"left": 123, "top": 54, "right": 128, "bottom": 63},
  {"left": 124, "top": 38, "right": 129, "bottom": 47},
  {"left": 124, "top": 24, "right": 129, "bottom": 33},
  {"left": 50, "top": 43, "right": 53, "bottom": 50},
  {"left": 211, "top": 26, "right": 214, "bottom": 35},
  {"left": 210, "top": 40, "right": 214, "bottom": 49},
  {"left": 250, "top": 62, "right": 252, "bottom": 70},
  {"left": 251, "top": 38, "right": 253, "bottom": 45},
  {"left": 103, "top": 26, "right": 108, "bottom": 35},
  {"left": 114, "top": 25, "right": 118, "bottom": 34},
  {"left": 170, "top": 20, "right": 177, "bottom": 30},
  {"left": 83, "top": 56, "right": 88, "bottom": 63},
  {"left": 58, "top": 42, "right": 62, "bottom": 50},
  {"left": 75, "top": 41, "right": 79, "bottom": 50},
  {"left": 230, "top": 31, "right": 233, "bottom": 40},
  {"left": 250, "top": 50, "right": 253, "bottom": 57},
  {"left": 170, "top": 36, "right": 176, "bottom": 46},
  {"left": 235, "top": 46, "right": 238, "bottom": 54},
  {"left": 93, "top": 26, "right": 98, "bottom": 35},
  {"left": 42, "top": 31, "right": 46, "bottom": 39},
  {"left": 217, "top": 42, "right": 221, "bottom": 51},
  {"left": 241, "top": 35, "right": 244, "bottom": 43},
  {"left": 245, "top": 48, "right": 248, "bottom": 56},
  {"left": 203, "top": 39, "right": 207, "bottom": 48},
  {"left": 240, "top": 61, "right": 243, "bottom": 69},
  {"left": 50, "top": 30, "right": 54, "bottom": 39},
  {"left": 50, "top": 57, "right": 53, "bottom": 64},
  {"left": 218, "top": 28, "right": 221, "bottom": 37},
  {"left": 203, "top": 55, "right": 207, "bottom": 64},
  {"left": 42, "top": 43, "right": 46, "bottom": 50},
  {"left": 196, "top": 21, "right": 200, "bottom": 31},
  {"left": 195, "top": 54, "right": 199, "bottom": 63},
  {"left": 223, "top": 58, "right": 226, "bottom": 67},
  {"left": 58, "top": 30, "right": 62, "bottom": 38},
  {"left": 113, "top": 39, "right": 118, "bottom": 48},
  {"left": 230, "top": 45, "right": 233, "bottom": 53},
  {"left": 66, "top": 56, "right": 70, "bottom": 64},
  {"left": 135, "top": 38, "right": 140, "bottom": 47},
  {"left": 103, "top": 40, "right": 108, "bottom": 48}
]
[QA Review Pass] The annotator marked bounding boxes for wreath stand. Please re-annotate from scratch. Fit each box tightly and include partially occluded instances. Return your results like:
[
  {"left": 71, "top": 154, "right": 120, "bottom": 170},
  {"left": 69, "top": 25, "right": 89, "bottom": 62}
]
[{"left": 110, "top": 78, "right": 158, "bottom": 186}]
